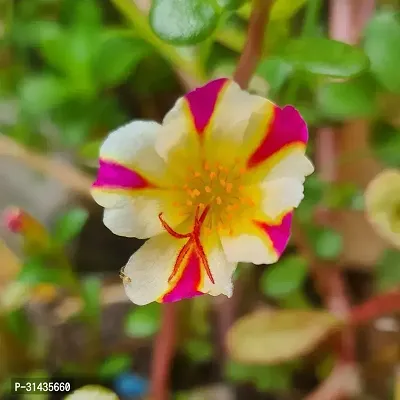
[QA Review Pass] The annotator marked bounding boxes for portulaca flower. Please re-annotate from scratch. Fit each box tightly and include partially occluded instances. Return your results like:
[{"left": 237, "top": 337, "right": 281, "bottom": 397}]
[
  {"left": 91, "top": 79, "right": 314, "bottom": 305},
  {"left": 365, "top": 169, "right": 400, "bottom": 249}
]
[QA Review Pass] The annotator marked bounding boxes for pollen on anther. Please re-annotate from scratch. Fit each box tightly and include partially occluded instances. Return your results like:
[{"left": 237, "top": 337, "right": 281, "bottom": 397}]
[
  {"left": 205, "top": 186, "right": 212, "bottom": 193},
  {"left": 192, "top": 189, "right": 201, "bottom": 197},
  {"left": 194, "top": 171, "right": 201, "bottom": 177},
  {"left": 220, "top": 179, "right": 226, "bottom": 187},
  {"left": 226, "top": 183, "right": 233, "bottom": 193},
  {"left": 216, "top": 196, "right": 222, "bottom": 205},
  {"left": 186, "top": 200, "right": 193, "bottom": 206}
]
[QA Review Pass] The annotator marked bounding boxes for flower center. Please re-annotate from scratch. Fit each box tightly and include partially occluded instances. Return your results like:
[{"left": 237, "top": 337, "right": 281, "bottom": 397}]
[{"left": 173, "top": 161, "right": 254, "bottom": 234}]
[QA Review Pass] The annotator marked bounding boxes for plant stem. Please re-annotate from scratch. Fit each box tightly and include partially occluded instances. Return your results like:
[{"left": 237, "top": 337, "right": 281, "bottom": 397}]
[
  {"left": 233, "top": 0, "right": 272, "bottom": 88},
  {"left": 350, "top": 290, "right": 400, "bottom": 325},
  {"left": 150, "top": 303, "right": 177, "bottom": 400}
]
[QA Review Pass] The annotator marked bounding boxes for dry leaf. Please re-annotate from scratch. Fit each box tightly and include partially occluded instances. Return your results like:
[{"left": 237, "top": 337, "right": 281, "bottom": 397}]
[{"left": 227, "top": 309, "right": 341, "bottom": 365}]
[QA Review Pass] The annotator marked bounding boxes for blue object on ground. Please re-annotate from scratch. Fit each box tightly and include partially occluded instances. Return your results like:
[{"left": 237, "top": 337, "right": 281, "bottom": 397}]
[{"left": 114, "top": 372, "right": 149, "bottom": 398}]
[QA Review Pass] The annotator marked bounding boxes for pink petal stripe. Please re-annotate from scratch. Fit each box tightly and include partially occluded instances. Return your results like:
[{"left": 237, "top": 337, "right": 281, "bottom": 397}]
[
  {"left": 254, "top": 212, "right": 293, "bottom": 257},
  {"left": 247, "top": 106, "right": 308, "bottom": 169},
  {"left": 160, "top": 250, "right": 204, "bottom": 303},
  {"left": 185, "top": 78, "right": 229, "bottom": 135},
  {"left": 92, "top": 159, "right": 154, "bottom": 190}
]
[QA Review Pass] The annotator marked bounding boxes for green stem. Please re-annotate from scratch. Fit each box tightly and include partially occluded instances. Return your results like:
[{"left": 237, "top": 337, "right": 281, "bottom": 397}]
[
  {"left": 302, "top": 0, "right": 322, "bottom": 37},
  {"left": 283, "top": 0, "right": 321, "bottom": 104},
  {"left": 110, "top": 0, "right": 207, "bottom": 84}
]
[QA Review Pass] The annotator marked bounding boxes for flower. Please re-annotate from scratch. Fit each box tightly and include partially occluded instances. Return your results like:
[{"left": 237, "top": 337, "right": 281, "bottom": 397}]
[
  {"left": 365, "top": 169, "right": 400, "bottom": 249},
  {"left": 91, "top": 78, "right": 314, "bottom": 305}
]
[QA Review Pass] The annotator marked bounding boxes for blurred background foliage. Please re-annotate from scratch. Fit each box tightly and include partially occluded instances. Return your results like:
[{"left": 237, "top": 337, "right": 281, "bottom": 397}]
[{"left": 1, "top": 0, "right": 400, "bottom": 399}]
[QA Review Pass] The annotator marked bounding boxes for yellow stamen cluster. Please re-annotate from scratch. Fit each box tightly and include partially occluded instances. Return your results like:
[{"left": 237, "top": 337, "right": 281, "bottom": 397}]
[{"left": 173, "top": 161, "right": 254, "bottom": 234}]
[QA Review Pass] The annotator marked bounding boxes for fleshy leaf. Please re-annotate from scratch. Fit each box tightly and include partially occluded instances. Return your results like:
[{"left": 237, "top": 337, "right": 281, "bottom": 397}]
[
  {"left": 53, "top": 208, "right": 88, "bottom": 244},
  {"left": 124, "top": 303, "right": 161, "bottom": 338},
  {"left": 98, "top": 355, "right": 131, "bottom": 379},
  {"left": 92, "top": 35, "right": 151, "bottom": 87},
  {"left": 260, "top": 256, "right": 308, "bottom": 299},
  {"left": 150, "top": 0, "right": 221, "bottom": 45},
  {"left": 227, "top": 309, "right": 340, "bottom": 364},
  {"left": 276, "top": 38, "right": 369, "bottom": 77},
  {"left": 370, "top": 122, "right": 400, "bottom": 168},
  {"left": 270, "top": 0, "right": 308, "bottom": 20},
  {"left": 317, "top": 74, "right": 378, "bottom": 120},
  {"left": 364, "top": 10, "right": 400, "bottom": 94},
  {"left": 376, "top": 249, "right": 400, "bottom": 292}
]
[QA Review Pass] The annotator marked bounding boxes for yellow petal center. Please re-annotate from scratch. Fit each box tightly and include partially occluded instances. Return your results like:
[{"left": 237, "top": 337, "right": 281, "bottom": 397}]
[{"left": 173, "top": 161, "right": 254, "bottom": 234}]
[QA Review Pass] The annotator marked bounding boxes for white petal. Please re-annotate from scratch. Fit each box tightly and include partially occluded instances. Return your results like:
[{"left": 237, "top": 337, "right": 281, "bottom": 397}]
[
  {"left": 103, "top": 193, "right": 186, "bottom": 239},
  {"left": 122, "top": 234, "right": 183, "bottom": 305},
  {"left": 264, "top": 148, "right": 314, "bottom": 183},
  {"left": 199, "top": 231, "right": 236, "bottom": 297},
  {"left": 100, "top": 119, "right": 173, "bottom": 185},
  {"left": 221, "top": 234, "right": 278, "bottom": 265},
  {"left": 260, "top": 177, "right": 304, "bottom": 220}
]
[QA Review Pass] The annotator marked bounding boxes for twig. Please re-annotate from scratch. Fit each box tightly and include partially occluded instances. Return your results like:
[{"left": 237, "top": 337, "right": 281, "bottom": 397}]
[
  {"left": 350, "top": 290, "right": 400, "bottom": 326},
  {"left": 150, "top": 303, "right": 178, "bottom": 400},
  {"left": 304, "top": 362, "right": 360, "bottom": 400},
  {"left": 0, "top": 135, "right": 92, "bottom": 196},
  {"left": 233, "top": 0, "right": 272, "bottom": 88}
]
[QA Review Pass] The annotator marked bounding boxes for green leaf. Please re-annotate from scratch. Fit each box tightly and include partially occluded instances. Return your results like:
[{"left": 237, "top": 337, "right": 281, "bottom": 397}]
[
  {"left": 98, "top": 354, "right": 132, "bottom": 379},
  {"left": 227, "top": 309, "right": 340, "bottom": 364},
  {"left": 314, "top": 229, "right": 343, "bottom": 260},
  {"left": 150, "top": 0, "right": 221, "bottom": 45},
  {"left": 125, "top": 303, "right": 161, "bottom": 338},
  {"left": 17, "top": 257, "right": 68, "bottom": 286},
  {"left": 370, "top": 122, "right": 400, "bottom": 168},
  {"left": 216, "top": 0, "right": 244, "bottom": 10},
  {"left": 53, "top": 208, "right": 88, "bottom": 244},
  {"left": 270, "top": 0, "right": 308, "bottom": 20},
  {"left": 40, "top": 28, "right": 99, "bottom": 95},
  {"left": 364, "top": 10, "right": 400, "bottom": 94},
  {"left": 81, "top": 276, "right": 102, "bottom": 322},
  {"left": 93, "top": 35, "right": 151, "bottom": 87},
  {"left": 19, "top": 75, "right": 70, "bottom": 115},
  {"left": 323, "top": 182, "right": 363, "bottom": 210},
  {"left": 257, "top": 58, "right": 293, "bottom": 95},
  {"left": 78, "top": 139, "right": 102, "bottom": 161},
  {"left": 65, "top": 385, "right": 118, "bottom": 400},
  {"left": 184, "top": 338, "right": 213, "bottom": 363},
  {"left": 276, "top": 38, "right": 369, "bottom": 77},
  {"left": 226, "top": 361, "right": 293, "bottom": 391},
  {"left": 376, "top": 249, "right": 400, "bottom": 291},
  {"left": 69, "top": 0, "right": 103, "bottom": 29},
  {"left": 261, "top": 255, "right": 308, "bottom": 299},
  {"left": 253, "top": 364, "right": 292, "bottom": 392},
  {"left": 317, "top": 74, "right": 378, "bottom": 120}
]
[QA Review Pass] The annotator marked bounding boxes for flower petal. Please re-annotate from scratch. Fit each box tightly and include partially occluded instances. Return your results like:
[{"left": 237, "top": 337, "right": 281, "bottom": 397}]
[
  {"left": 259, "top": 177, "right": 304, "bottom": 223},
  {"left": 241, "top": 104, "right": 313, "bottom": 182},
  {"left": 221, "top": 213, "right": 293, "bottom": 265},
  {"left": 122, "top": 228, "right": 235, "bottom": 305},
  {"left": 365, "top": 169, "right": 400, "bottom": 249},
  {"left": 91, "top": 120, "right": 187, "bottom": 238},
  {"left": 156, "top": 79, "right": 269, "bottom": 172},
  {"left": 102, "top": 192, "right": 185, "bottom": 239},
  {"left": 92, "top": 120, "right": 176, "bottom": 208}
]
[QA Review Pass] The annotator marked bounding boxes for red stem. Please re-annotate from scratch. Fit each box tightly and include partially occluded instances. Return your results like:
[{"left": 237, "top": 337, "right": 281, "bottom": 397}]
[
  {"left": 350, "top": 290, "right": 400, "bottom": 325},
  {"left": 233, "top": 0, "right": 272, "bottom": 88},
  {"left": 150, "top": 303, "right": 177, "bottom": 400}
]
